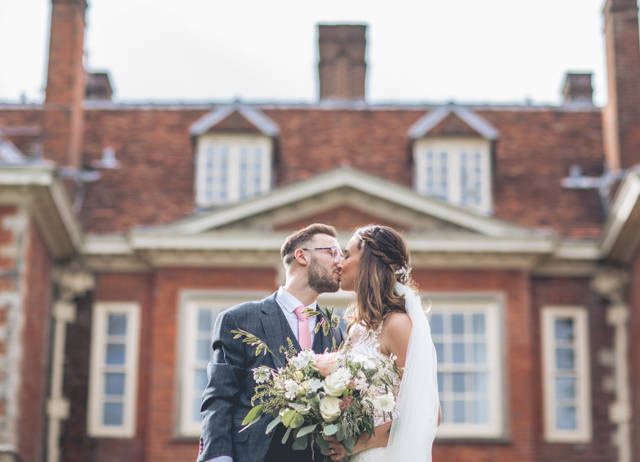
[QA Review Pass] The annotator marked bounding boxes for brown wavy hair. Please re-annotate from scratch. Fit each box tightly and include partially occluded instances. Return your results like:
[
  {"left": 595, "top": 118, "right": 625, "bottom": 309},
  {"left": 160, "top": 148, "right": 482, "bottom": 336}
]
[{"left": 347, "top": 225, "right": 414, "bottom": 332}]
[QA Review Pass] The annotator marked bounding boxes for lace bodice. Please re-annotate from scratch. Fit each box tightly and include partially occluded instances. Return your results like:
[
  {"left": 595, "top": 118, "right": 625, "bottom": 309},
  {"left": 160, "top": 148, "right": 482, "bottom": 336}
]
[{"left": 345, "top": 323, "right": 401, "bottom": 426}]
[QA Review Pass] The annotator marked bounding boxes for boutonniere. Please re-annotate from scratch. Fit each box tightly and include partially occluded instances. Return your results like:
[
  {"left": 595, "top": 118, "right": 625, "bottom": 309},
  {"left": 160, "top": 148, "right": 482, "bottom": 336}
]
[{"left": 304, "top": 305, "right": 342, "bottom": 350}]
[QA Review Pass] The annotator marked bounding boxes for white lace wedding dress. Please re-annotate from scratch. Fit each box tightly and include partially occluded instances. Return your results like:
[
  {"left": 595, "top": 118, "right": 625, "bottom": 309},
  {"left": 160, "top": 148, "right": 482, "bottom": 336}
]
[{"left": 344, "top": 283, "right": 440, "bottom": 462}]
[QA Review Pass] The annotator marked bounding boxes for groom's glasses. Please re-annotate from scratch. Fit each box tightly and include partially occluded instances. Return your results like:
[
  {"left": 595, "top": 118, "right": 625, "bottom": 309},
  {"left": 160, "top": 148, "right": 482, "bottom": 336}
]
[{"left": 301, "top": 246, "right": 343, "bottom": 262}]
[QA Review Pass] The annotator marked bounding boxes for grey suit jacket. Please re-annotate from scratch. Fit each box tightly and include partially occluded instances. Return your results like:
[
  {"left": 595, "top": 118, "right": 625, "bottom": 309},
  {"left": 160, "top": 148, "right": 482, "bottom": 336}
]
[{"left": 198, "top": 292, "right": 344, "bottom": 462}]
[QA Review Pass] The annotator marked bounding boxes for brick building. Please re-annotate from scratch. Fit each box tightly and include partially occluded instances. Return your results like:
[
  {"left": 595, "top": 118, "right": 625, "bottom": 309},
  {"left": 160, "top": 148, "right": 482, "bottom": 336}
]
[{"left": 0, "top": 0, "right": 639, "bottom": 461}]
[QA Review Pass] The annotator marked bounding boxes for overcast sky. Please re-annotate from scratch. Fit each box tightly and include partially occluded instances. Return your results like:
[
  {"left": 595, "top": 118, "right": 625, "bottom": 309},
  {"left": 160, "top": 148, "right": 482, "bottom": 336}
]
[{"left": 0, "top": 0, "right": 609, "bottom": 105}]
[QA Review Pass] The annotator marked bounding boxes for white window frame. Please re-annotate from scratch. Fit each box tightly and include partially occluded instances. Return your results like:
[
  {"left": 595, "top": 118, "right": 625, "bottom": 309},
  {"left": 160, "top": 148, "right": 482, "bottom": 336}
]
[
  {"left": 541, "top": 306, "right": 592, "bottom": 442},
  {"left": 413, "top": 137, "right": 493, "bottom": 214},
  {"left": 87, "top": 302, "right": 141, "bottom": 438},
  {"left": 428, "top": 294, "right": 504, "bottom": 439},
  {"left": 176, "top": 290, "right": 269, "bottom": 437},
  {"left": 195, "top": 134, "right": 272, "bottom": 207}
]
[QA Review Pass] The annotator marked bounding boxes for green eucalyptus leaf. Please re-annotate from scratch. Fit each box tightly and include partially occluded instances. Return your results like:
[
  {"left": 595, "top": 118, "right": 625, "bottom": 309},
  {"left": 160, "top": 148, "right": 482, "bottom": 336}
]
[
  {"left": 265, "top": 415, "right": 282, "bottom": 434},
  {"left": 282, "top": 409, "right": 304, "bottom": 428},
  {"left": 322, "top": 424, "right": 338, "bottom": 436},
  {"left": 241, "top": 404, "right": 264, "bottom": 426},
  {"left": 281, "top": 426, "right": 292, "bottom": 445},
  {"left": 291, "top": 435, "right": 308, "bottom": 451},
  {"left": 295, "top": 424, "right": 317, "bottom": 438}
]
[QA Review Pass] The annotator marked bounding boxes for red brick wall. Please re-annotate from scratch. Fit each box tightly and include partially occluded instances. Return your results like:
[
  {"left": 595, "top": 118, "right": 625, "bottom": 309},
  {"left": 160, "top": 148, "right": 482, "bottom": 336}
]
[
  {"left": 413, "top": 269, "right": 536, "bottom": 462},
  {"left": 145, "top": 267, "right": 277, "bottom": 462},
  {"left": 61, "top": 273, "right": 153, "bottom": 462},
  {"left": 531, "top": 277, "right": 616, "bottom": 462},
  {"left": 17, "top": 222, "right": 53, "bottom": 462},
  {"left": 630, "top": 252, "right": 640, "bottom": 462}
]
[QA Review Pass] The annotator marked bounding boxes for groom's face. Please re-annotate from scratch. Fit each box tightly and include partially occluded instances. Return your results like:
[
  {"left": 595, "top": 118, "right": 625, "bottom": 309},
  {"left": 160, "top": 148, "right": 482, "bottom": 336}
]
[{"left": 304, "top": 234, "right": 342, "bottom": 293}]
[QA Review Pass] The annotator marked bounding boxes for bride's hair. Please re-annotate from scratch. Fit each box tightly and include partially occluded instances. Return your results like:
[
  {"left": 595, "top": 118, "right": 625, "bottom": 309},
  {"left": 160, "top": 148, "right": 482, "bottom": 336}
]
[{"left": 348, "top": 225, "right": 415, "bottom": 332}]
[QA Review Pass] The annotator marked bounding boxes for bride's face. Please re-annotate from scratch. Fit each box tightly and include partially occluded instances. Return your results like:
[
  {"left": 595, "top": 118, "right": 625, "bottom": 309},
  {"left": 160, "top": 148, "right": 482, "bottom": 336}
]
[{"left": 340, "top": 235, "right": 362, "bottom": 291}]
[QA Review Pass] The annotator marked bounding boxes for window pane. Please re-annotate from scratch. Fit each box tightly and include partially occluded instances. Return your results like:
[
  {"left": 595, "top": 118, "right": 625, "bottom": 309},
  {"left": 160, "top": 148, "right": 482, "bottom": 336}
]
[
  {"left": 451, "top": 314, "right": 464, "bottom": 335},
  {"left": 473, "top": 399, "right": 489, "bottom": 424},
  {"left": 555, "top": 348, "right": 575, "bottom": 370},
  {"left": 554, "top": 318, "right": 574, "bottom": 342},
  {"left": 195, "top": 368, "right": 208, "bottom": 393},
  {"left": 472, "top": 314, "right": 485, "bottom": 334},
  {"left": 472, "top": 373, "right": 488, "bottom": 394},
  {"left": 105, "top": 373, "right": 125, "bottom": 396},
  {"left": 556, "top": 405, "right": 577, "bottom": 430},
  {"left": 103, "top": 402, "right": 124, "bottom": 426},
  {"left": 196, "top": 339, "right": 210, "bottom": 362},
  {"left": 437, "top": 372, "right": 444, "bottom": 392},
  {"left": 193, "top": 397, "right": 203, "bottom": 423},
  {"left": 198, "top": 310, "right": 212, "bottom": 333},
  {"left": 472, "top": 342, "right": 486, "bottom": 364},
  {"left": 106, "top": 343, "right": 126, "bottom": 365},
  {"left": 452, "top": 373, "right": 465, "bottom": 393},
  {"left": 452, "top": 342, "right": 465, "bottom": 363},
  {"left": 107, "top": 314, "right": 127, "bottom": 336},
  {"left": 453, "top": 400, "right": 466, "bottom": 423},
  {"left": 555, "top": 377, "right": 576, "bottom": 400},
  {"left": 431, "top": 314, "right": 443, "bottom": 335},
  {"left": 434, "top": 342, "right": 444, "bottom": 362}
]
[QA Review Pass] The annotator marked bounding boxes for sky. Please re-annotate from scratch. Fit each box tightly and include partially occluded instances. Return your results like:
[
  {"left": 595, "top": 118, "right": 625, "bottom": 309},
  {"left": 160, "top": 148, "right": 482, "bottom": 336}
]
[{"left": 0, "top": 0, "right": 609, "bottom": 106}]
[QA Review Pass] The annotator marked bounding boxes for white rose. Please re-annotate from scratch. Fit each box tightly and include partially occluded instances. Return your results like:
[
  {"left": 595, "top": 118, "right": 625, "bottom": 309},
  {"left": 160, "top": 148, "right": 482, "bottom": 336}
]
[
  {"left": 373, "top": 392, "right": 395, "bottom": 413},
  {"left": 323, "top": 368, "right": 350, "bottom": 397},
  {"left": 284, "top": 379, "right": 302, "bottom": 400},
  {"left": 319, "top": 396, "right": 342, "bottom": 422}
]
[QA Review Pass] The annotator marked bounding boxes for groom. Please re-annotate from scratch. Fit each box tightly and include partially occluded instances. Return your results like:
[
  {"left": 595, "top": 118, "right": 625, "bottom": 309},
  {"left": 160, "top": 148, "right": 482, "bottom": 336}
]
[{"left": 198, "top": 223, "right": 345, "bottom": 462}]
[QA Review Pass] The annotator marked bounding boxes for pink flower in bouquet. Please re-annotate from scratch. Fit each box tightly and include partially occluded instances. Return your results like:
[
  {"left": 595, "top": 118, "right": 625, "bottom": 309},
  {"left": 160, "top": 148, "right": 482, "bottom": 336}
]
[{"left": 314, "top": 352, "right": 339, "bottom": 377}]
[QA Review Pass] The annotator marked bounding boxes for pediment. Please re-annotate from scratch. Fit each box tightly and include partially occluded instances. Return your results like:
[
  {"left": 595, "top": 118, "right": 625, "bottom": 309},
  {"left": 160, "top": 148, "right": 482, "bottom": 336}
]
[
  {"left": 190, "top": 101, "right": 279, "bottom": 137},
  {"left": 137, "top": 166, "right": 537, "bottom": 238},
  {"left": 408, "top": 103, "right": 498, "bottom": 140}
]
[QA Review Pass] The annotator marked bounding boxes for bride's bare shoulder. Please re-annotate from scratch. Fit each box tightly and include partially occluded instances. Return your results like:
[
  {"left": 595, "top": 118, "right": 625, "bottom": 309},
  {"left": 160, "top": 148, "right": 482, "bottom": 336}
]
[{"left": 382, "top": 311, "right": 412, "bottom": 335}]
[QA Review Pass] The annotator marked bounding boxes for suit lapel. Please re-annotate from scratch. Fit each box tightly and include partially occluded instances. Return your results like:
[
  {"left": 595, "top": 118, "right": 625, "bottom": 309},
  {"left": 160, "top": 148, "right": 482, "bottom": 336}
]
[{"left": 260, "top": 293, "right": 300, "bottom": 367}]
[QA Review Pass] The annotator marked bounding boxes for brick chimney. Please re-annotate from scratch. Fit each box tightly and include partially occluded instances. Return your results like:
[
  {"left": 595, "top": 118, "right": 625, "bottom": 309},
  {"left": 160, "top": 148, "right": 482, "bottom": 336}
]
[
  {"left": 43, "top": 0, "right": 87, "bottom": 169},
  {"left": 562, "top": 72, "right": 593, "bottom": 105},
  {"left": 602, "top": 0, "right": 640, "bottom": 171},
  {"left": 85, "top": 71, "right": 113, "bottom": 100},
  {"left": 317, "top": 24, "right": 367, "bottom": 101}
]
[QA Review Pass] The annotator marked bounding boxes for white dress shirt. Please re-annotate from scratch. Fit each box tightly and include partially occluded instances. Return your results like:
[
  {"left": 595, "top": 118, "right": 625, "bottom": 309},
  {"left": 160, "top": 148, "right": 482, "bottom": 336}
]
[{"left": 204, "top": 289, "right": 318, "bottom": 462}]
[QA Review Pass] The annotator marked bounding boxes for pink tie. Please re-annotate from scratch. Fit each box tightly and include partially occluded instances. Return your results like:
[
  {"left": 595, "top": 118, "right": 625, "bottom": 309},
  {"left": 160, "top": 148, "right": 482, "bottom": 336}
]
[{"left": 293, "top": 306, "right": 312, "bottom": 350}]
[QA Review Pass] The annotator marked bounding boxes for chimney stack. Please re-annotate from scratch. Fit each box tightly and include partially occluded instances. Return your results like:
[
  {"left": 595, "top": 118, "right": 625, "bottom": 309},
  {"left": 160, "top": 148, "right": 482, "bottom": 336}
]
[
  {"left": 602, "top": 0, "right": 640, "bottom": 171},
  {"left": 317, "top": 24, "right": 367, "bottom": 101},
  {"left": 85, "top": 72, "right": 113, "bottom": 100},
  {"left": 43, "top": 0, "right": 87, "bottom": 169},
  {"left": 562, "top": 72, "right": 593, "bottom": 105}
]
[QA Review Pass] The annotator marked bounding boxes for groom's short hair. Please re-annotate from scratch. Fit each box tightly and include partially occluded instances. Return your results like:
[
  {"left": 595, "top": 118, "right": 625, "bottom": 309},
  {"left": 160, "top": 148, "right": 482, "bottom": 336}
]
[{"left": 281, "top": 223, "right": 337, "bottom": 265}]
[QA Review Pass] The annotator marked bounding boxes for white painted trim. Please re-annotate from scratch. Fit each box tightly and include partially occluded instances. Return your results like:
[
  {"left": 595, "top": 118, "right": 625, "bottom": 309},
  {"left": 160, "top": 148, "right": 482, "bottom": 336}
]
[
  {"left": 430, "top": 296, "right": 505, "bottom": 439},
  {"left": 87, "top": 302, "right": 141, "bottom": 438},
  {"left": 600, "top": 172, "right": 640, "bottom": 260},
  {"left": 140, "top": 166, "right": 535, "bottom": 237},
  {"left": 176, "top": 290, "right": 269, "bottom": 437},
  {"left": 541, "top": 306, "right": 592, "bottom": 442}
]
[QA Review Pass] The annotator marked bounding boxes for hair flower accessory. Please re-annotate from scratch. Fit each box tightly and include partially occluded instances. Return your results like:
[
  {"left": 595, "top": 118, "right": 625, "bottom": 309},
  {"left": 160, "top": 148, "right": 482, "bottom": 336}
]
[{"left": 394, "top": 266, "right": 412, "bottom": 281}]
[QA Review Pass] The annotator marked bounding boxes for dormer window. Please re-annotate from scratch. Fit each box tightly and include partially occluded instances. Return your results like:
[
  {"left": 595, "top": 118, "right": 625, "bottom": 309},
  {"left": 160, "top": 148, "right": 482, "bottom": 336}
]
[
  {"left": 414, "top": 138, "right": 492, "bottom": 212},
  {"left": 196, "top": 135, "right": 272, "bottom": 205},
  {"left": 190, "top": 102, "right": 279, "bottom": 207},
  {"left": 409, "top": 104, "right": 498, "bottom": 214}
]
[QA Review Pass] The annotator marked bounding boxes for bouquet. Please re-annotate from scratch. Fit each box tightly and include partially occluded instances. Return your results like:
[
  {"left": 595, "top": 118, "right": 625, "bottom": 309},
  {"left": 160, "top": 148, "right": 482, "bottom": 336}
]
[{"left": 233, "top": 309, "right": 400, "bottom": 461}]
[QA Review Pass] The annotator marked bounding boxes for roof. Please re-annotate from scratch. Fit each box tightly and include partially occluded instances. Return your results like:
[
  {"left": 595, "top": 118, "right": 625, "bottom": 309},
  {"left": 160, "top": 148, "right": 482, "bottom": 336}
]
[
  {"left": 408, "top": 103, "right": 499, "bottom": 139},
  {"left": 0, "top": 102, "right": 605, "bottom": 238}
]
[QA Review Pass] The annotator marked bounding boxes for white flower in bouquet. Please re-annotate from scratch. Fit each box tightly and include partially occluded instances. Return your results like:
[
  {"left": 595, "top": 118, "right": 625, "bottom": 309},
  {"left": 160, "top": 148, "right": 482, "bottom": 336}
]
[
  {"left": 284, "top": 379, "right": 302, "bottom": 400},
  {"left": 323, "top": 367, "right": 351, "bottom": 397},
  {"left": 319, "top": 396, "right": 342, "bottom": 422},
  {"left": 373, "top": 391, "right": 395, "bottom": 414},
  {"left": 302, "top": 378, "right": 323, "bottom": 393},
  {"left": 252, "top": 366, "right": 272, "bottom": 384},
  {"left": 354, "top": 370, "right": 369, "bottom": 393},
  {"left": 290, "top": 350, "right": 315, "bottom": 370}
]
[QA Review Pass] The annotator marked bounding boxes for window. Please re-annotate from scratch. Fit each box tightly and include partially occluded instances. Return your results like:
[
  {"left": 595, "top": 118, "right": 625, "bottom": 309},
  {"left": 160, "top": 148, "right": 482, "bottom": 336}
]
[
  {"left": 414, "top": 138, "right": 492, "bottom": 213},
  {"left": 541, "top": 307, "right": 592, "bottom": 442},
  {"left": 88, "top": 302, "right": 141, "bottom": 437},
  {"left": 177, "top": 291, "right": 268, "bottom": 436},
  {"left": 430, "top": 296, "right": 503, "bottom": 438},
  {"left": 196, "top": 135, "right": 272, "bottom": 206}
]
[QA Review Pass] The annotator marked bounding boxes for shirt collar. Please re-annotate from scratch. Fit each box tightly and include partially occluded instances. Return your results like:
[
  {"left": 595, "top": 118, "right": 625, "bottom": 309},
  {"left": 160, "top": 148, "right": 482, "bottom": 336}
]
[{"left": 277, "top": 286, "right": 317, "bottom": 314}]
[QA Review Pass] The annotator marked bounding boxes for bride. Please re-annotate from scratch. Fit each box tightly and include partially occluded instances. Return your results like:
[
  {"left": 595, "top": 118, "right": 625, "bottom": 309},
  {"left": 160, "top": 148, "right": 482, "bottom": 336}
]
[{"left": 327, "top": 225, "right": 440, "bottom": 461}]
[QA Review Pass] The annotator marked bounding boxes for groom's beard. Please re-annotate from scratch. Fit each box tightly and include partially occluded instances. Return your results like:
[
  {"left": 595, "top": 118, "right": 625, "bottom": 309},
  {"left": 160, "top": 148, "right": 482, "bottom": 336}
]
[{"left": 308, "top": 257, "right": 339, "bottom": 293}]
